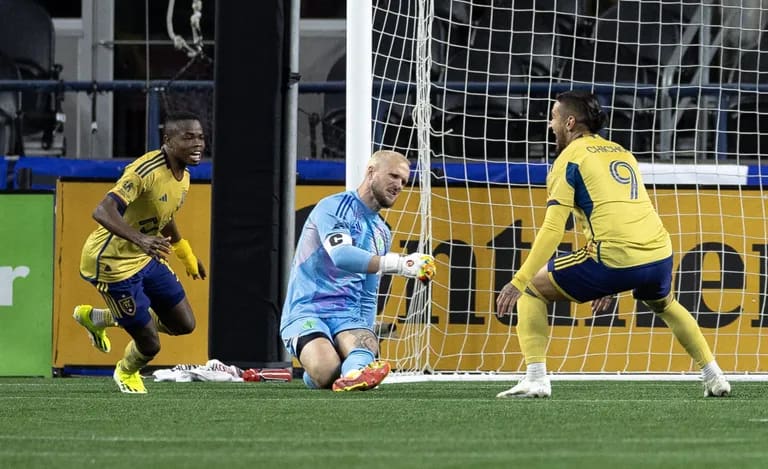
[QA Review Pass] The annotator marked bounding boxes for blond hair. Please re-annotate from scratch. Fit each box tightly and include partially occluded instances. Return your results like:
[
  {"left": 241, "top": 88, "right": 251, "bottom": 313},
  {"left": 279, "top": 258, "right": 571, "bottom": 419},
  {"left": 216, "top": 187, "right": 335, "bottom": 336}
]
[{"left": 367, "top": 150, "right": 407, "bottom": 170}]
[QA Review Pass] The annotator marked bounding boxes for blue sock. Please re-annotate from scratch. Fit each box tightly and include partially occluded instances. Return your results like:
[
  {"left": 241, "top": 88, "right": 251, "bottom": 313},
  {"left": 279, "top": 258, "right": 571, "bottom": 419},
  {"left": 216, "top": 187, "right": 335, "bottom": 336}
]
[
  {"left": 302, "top": 371, "right": 318, "bottom": 389},
  {"left": 341, "top": 348, "right": 375, "bottom": 376}
]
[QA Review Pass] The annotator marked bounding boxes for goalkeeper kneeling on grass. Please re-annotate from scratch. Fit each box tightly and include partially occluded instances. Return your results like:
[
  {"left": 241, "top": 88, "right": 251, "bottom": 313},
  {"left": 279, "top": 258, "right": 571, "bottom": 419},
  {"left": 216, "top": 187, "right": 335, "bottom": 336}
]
[
  {"left": 73, "top": 112, "right": 207, "bottom": 395},
  {"left": 496, "top": 91, "right": 730, "bottom": 399},
  {"left": 280, "top": 150, "right": 436, "bottom": 392}
]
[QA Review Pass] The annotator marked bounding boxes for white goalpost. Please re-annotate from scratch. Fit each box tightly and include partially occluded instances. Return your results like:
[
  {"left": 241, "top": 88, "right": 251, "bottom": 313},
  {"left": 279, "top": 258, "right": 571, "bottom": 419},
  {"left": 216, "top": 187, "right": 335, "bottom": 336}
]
[{"left": 351, "top": 0, "right": 768, "bottom": 381}]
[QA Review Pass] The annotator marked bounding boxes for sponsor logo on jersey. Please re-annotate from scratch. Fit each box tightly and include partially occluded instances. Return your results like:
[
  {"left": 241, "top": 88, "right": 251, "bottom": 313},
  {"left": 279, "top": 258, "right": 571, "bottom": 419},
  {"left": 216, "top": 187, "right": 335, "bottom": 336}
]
[{"left": 301, "top": 319, "right": 316, "bottom": 330}]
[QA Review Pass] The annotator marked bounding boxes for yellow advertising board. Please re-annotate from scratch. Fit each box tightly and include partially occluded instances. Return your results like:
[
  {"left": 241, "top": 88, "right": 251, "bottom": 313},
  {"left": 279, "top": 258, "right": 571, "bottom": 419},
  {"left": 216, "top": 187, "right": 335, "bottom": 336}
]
[
  {"left": 53, "top": 181, "right": 211, "bottom": 367},
  {"left": 376, "top": 186, "right": 768, "bottom": 373},
  {"left": 53, "top": 181, "right": 768, "bottom": 373}
]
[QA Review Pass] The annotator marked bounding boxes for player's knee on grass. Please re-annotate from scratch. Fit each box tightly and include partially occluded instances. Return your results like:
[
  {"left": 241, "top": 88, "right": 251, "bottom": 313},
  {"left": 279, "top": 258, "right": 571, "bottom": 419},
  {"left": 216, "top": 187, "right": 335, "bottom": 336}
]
[
  {"left": 306, "top": 366, "right": 340, "bottom": 389},
  {"left": 297, "top": 332, "right": 341, "bottom": 389}
]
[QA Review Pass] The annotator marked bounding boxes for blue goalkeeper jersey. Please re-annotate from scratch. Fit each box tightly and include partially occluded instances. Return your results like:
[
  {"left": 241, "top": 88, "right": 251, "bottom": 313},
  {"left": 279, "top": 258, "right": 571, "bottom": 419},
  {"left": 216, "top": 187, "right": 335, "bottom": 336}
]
[{"left": 281, "top": 190, "right": 392, "bottom": 324}]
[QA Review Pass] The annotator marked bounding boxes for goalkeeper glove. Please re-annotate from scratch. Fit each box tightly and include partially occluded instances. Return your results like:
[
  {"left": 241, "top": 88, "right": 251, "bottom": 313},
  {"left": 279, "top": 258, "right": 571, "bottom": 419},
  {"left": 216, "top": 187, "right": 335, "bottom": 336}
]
[
  {"left": 379, "top": 252, "right": 436, "bottom": 283},
  {"left": 171, "top": 238, "right": 201, "bottom": 278}
]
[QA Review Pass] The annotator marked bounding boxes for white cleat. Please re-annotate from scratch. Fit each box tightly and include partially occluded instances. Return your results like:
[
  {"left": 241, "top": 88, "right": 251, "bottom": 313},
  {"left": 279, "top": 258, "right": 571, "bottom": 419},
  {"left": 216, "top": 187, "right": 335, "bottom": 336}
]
[
  {"left": 703, "top": 374, "right": 731, "bottom": 397},
  {"left": 496, "top": 376, "right": 551, "bottom": 398}
]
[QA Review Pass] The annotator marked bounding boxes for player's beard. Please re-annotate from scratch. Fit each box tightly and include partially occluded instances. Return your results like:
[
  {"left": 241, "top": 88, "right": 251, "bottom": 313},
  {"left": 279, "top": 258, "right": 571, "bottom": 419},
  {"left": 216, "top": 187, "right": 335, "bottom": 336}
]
[
  {"left": 553, "top": 127, "right": 567, "bottom": 156},
  {"left": 372, "top": 182, "right": 397, "bottom": 209}
]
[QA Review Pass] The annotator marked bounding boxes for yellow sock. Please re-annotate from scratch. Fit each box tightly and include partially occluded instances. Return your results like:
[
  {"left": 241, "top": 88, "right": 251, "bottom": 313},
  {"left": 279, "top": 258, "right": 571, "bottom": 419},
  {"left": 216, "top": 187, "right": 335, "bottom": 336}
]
[
  {"left": 656, "top": 299, "right": 714, "bottom": 368},
  {"left": 149, "top": 308, "right": 172, "bottom": 335},
  {"left": 517, "top": 293, "right": 549, "bottom": 365},
  {"left": 120, "top": 341, "right": 153, "bottom": 373}
]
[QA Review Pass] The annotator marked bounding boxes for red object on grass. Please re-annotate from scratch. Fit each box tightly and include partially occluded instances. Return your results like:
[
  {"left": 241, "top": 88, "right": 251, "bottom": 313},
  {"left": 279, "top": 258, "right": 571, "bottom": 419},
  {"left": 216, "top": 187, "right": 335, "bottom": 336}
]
[{"left": 242, "top": 368, "right": 292, "bottom": 382}]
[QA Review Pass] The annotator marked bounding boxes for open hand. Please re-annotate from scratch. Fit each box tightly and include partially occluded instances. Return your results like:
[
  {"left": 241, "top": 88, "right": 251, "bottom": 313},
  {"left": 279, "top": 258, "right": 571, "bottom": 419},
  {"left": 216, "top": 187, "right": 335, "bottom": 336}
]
[{"left": 496, "top": 282, "right": 522, "bottom": 317}]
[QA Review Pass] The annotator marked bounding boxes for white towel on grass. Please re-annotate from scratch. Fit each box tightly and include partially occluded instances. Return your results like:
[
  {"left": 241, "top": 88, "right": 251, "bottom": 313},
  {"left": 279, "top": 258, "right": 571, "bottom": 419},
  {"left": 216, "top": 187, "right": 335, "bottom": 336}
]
[{"left": 152, "top": 359, "right": 244, "bottom": 382}]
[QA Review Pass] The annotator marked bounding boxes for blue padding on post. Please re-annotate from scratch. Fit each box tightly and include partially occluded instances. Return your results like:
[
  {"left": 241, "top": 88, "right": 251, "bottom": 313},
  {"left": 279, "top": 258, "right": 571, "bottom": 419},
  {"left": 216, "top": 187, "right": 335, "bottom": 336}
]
[
  {"left": 0, "top": 156, "right": 6, "bottom": 189},
  {"left": 747, "top": 165, "right": 768, "bottom": 187}
]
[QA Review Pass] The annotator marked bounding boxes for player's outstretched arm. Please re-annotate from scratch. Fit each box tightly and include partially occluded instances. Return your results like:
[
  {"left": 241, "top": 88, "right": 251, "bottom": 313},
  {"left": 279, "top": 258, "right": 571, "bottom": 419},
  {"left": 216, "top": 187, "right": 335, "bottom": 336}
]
[{"left": 378, "top": 252, "right": 436, "bottom": 283}]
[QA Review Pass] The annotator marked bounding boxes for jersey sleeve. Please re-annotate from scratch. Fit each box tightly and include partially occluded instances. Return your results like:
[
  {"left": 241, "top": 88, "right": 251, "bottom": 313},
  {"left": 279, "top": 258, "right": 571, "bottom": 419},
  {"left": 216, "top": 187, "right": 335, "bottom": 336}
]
[
  {"left": 314, "top": 195, "right": 375, "bottom": 272},
  {"left": 547, "top": 158, "right": 576, "bottom": 208},
  {"left": 314, "top": 196, "right": 355, "bottom": 252},
  {"left": 511, "top": 203, "right": 571, "bottom": 291},
  {"left": 108, "top": 169, "right": 145, "bottom": 207}
]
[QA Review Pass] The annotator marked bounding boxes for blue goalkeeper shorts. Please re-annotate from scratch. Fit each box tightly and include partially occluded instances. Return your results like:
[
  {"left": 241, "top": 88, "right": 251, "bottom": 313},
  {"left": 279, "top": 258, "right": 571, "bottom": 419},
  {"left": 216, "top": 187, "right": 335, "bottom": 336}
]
[
  {"left": 549, "top": 251, "right": 673, "bottom": 303},
  {"left": 280, "top": 314, "right": 373, "bottom": 358}
]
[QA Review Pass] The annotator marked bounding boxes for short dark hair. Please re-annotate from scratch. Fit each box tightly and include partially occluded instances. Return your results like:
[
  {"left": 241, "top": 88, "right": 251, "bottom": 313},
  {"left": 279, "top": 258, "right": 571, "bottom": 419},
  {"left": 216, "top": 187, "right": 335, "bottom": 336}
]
[
  {"left": 164, "top": 111, "right": 200, "bottom": 125},
  {"left": 162, "top": 111, "right": 201, "bottom": 136},
  {"left": 555, "top": 91, "right": 607, "bottom": 133}
]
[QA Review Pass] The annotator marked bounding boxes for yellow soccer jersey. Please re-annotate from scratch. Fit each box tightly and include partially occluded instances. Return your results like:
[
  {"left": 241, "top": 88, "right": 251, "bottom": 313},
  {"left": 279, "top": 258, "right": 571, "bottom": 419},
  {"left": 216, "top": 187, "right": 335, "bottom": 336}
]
[
  {"left": 547, "top": 134, "right": 672, "bottom": 268},
  {"left": 80, "top": 150, "right": 190, "bottom": 282}
]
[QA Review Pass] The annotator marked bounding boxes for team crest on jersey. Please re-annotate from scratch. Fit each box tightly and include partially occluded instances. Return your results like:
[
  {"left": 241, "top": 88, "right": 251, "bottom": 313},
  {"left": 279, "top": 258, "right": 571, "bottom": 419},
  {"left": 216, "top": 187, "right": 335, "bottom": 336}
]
[
  {"left": 374, "top": 232, "right": 385, "bottom": 255},
  {"left": 117, "top": 296, "right": 137, "bottom": 316},
  {"left": 374, "top": 226, "right": 387, "bottom": 255}
]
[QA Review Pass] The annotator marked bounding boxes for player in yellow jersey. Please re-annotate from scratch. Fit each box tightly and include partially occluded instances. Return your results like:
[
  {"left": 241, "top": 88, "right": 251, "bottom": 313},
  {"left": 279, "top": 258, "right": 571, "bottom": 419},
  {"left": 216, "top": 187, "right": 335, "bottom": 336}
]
[
  {"left": 495, "top": 91, "right": 730, "bottom": 398},
  {"left": 73, "top": 111, "right": 206, "bottom": 394}
]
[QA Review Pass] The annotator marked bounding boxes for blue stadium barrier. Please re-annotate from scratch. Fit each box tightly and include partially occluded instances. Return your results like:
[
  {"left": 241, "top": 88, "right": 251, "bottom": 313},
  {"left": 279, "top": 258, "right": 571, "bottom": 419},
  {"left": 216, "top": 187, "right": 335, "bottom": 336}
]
[
  {"left": 9, "top": 157, "right": 555, "bottom": 190},
  {"left": 286, "top": 159, "right": 548, "bottom": 184},
  {"left": 9, "top": 156, "right": 768, "bottom": 189},
  {"left": 0, "top": 156, "right": 6, "bottom": 189},
  {"left": 747, "top": 165, "right": 768, "bottom": 187},
  {"left": 12, "top": 157, "right": 212, "bottom": 190}
]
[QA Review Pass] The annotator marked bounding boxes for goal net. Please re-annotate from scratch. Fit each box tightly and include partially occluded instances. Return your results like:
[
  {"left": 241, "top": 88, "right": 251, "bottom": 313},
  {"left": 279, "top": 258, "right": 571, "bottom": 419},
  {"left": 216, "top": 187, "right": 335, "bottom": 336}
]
[{"left": 367, "top": 0, "right": 768, "bottom": 378}]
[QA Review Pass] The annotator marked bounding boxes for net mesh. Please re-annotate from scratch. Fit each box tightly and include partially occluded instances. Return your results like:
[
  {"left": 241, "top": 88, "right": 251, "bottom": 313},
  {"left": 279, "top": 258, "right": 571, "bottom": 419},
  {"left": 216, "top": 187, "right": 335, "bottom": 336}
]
[{"left": 370, "top": 0, "right": 768, "bottom": 377}]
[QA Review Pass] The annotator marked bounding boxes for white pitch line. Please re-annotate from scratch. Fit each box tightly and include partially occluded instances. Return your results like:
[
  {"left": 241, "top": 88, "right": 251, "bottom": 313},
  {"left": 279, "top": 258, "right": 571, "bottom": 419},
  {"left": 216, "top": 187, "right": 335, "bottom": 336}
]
[{"left": 0, "top": 434, "right": 755, "bottom": 445}]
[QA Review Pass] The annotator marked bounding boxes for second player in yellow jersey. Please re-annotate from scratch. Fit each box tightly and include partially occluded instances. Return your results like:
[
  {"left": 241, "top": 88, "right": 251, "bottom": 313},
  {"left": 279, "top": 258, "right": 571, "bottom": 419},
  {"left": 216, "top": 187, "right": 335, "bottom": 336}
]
[
  {"left": 546, "top": 132, "right": 671, "bottom": 269},
  {"left": 73, "top": 111, "right": 207, "bottom": 394},
  {"left": 79, "top": 149, "right": 191, "bottom": 282},
  {"left": 494, "top": 91, "right": 730, "bottom": 400}
]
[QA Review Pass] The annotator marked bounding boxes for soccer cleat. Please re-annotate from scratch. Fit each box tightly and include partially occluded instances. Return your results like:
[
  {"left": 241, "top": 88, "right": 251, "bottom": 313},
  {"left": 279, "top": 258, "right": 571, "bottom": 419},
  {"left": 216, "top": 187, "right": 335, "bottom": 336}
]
[
  {"left": 72, "top": 305, "right": 111, "bottom": 353},
  {"left": 113, "top": 361, "right": 147, "bottom": 394},
  {"left": 496, "top": 376, "right": 552, "bottom": 398},
  {"left": 703, "top": 374, "right": 731, "bottom": 397},
  {"left": 332, "top": 360, "right": 391, "bottom": 392}
]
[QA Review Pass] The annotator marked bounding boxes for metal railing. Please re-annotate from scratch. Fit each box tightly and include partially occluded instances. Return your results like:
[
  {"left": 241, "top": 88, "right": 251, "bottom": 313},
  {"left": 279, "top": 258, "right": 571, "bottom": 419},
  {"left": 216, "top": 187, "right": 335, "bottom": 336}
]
[{"left": 0, "top": 79, "right": 762, "bottom": 159}]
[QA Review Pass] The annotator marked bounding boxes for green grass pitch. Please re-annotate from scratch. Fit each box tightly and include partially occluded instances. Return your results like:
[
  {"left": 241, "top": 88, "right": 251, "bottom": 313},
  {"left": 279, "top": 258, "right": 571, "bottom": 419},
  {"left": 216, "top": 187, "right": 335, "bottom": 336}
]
[{"left": 0, "top": 378, "right": 766, "bottom": 468}]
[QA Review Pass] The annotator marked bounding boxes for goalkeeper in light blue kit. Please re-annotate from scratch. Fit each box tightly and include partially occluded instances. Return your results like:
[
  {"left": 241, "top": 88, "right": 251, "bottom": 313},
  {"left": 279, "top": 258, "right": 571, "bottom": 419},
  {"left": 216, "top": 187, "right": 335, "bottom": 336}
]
[{"left": 281, "top": 150, "right": 436, "bottom": 391}]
